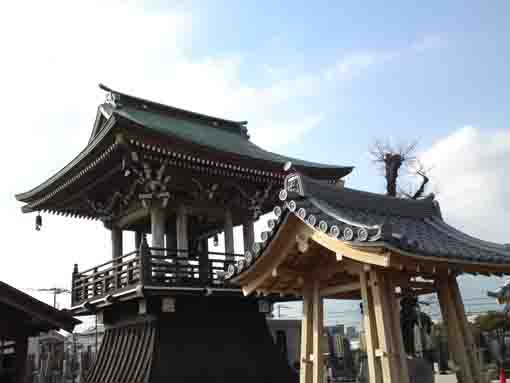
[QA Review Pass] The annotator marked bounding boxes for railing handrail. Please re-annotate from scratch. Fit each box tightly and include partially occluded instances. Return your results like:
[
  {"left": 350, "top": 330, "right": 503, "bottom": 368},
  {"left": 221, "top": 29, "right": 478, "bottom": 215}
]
[
  {"left": 76, "top": 248, "right": 244, "bottom": 277},
  {"left": 72, "top": 247, "right": 243, "bottom": 306},
  {"left": 147, "top": 247, "right": 245, "bottom": 258},
  {"left": 77, "top": 250, "right": 139, "bottom": 275}
]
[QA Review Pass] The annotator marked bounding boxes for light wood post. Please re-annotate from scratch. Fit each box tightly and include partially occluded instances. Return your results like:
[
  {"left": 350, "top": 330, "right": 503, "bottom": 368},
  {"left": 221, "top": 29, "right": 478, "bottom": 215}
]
[
  {"left": 312, "top": 279, "right": 324, "bottom": 383},
  {"left": 450, "top": 275, "right": 481, "bottom": 383},
  {"left": 371, "top": 271, "right": 398, "bottom": 383},
  {"left": 360, "top": 271, "right": 381, "bottom": 383},
  {"left": 383, "top": 275, "right": 410, "bottom": 383},
  {"left": 111, "top": 227, "right": 123, "bottom": 259},
  {"left": 437, "top": 275, "right": 476, "bottom": 383},
  {"left": 176, "top": 206, "right": 188, "bottom": 256},
  {"left": 300, "top": 282, "right": 314, "bottom": 383},
  {"left": 224, "top": 209, "right": 235, "bottom": 260},
  {"left": 243, "top": 220, "right": 255, "bottom": 253}
]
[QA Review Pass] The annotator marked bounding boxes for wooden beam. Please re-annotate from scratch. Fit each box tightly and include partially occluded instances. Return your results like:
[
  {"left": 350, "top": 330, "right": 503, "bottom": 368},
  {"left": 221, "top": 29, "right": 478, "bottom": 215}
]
[
  {"left": 310, "top": 230, "right": 391, "bottom": 267},
  {"left": 117, "top": 207, "right": 149, "bottom": 229},
  {"left": 235, "top": 216, "right": 314, "bottom": 294},
  {"left": 320, "top": 282, "right": 360, "bottom": 297}
]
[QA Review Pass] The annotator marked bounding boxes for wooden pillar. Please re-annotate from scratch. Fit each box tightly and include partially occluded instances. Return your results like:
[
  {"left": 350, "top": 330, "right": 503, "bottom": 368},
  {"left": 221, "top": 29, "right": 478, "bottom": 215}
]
[
  {"left": 199, "top": 238, "right": 210, "bottom": 283},
  {"left": 360, "top": 271, "right": 381, "bottom": 383},
  {"left": 166, "top": 225, "right": 176, "bottom": 255},
  {"left": 111, "top": 227, "right": 123, "bottom": 259},
  {"left": 242, "top": 220, "right": 255, "bottom": 253},
  {"left": 370, "top": 271, "right": 397, "bottom": 383},
  {"left": 134, "top": 231, "right": 142, "bottom": 251},
  {"left": 450, "top": 275, "right": 481, "bottom": 383},
  {"left": 15, "top": 336, "right": 28, "bottom": 383},
  {"left": 300, "top": 282, "right": 314, "bottom": 383},
  {"left": 360, "top": 270, "right": 409, "bottom": 383},
  {"left": 312, "top": 279, "right": 323, "bottom": 383},
  {"left": 151, "top": 208, "right": 166, "bottom": 251},
  {"left": 224, "top": 209, "right": 234, "bottom": 260},
  {"left": 437, "top": 275, "right": 476, "bottom": 383},
  {"left": 176, "top": 206, "right": 188, "bottom": 256},
  {"left": 383, "top": 275, "right": 410, "bottom": 383}
]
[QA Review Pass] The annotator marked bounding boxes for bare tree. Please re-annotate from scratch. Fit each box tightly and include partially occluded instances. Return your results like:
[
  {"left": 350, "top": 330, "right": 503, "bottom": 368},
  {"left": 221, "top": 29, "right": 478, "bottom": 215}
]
[{"left": 369, "top": 140, "right": 430, "bottom": 199}]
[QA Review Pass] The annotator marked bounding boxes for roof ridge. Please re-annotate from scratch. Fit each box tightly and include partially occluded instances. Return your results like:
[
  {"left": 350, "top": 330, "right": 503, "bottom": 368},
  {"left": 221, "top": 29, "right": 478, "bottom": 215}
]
[
  {"left": 99, "top": 83, "right": 249, "bottom": 137},
  {"left": 289, "top": 172, "right": 440, "bottom": 219}
]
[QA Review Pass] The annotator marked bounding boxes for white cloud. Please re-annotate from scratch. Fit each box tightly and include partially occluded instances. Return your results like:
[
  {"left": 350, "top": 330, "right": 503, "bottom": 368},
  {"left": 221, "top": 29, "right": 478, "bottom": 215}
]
[{"left": 421, "top": 126, "right": 510, "bottom": 243}]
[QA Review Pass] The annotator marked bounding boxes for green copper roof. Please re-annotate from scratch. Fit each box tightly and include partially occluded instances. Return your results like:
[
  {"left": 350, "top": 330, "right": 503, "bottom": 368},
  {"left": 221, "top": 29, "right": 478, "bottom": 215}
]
[
  {"left": 16, "top": 85, "right": 352, "bottom": 205},
  {"left": 110, "top": 103, "right": 351, "bottom": 174}
]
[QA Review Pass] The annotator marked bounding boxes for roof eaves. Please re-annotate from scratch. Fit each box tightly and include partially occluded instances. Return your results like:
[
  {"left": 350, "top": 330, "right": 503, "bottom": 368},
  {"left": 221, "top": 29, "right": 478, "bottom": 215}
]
[{"left": 15, "top": 115, "right": 119, "bottom": 203}]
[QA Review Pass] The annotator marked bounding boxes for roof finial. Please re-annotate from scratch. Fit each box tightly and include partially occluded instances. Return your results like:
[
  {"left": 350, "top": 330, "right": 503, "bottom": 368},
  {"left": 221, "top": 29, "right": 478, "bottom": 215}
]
[{"left": 283, "top": 161, "right": 293, "bottom": 172}]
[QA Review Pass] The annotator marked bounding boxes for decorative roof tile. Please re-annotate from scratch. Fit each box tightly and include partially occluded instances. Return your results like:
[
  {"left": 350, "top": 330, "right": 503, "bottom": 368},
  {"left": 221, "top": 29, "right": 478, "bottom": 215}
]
[{"left": 226, "top": 172, "right": 510, "bottom": 280}]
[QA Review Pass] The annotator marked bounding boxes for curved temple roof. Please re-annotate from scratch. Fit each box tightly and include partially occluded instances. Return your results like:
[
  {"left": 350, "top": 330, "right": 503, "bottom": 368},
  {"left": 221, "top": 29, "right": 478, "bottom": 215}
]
[
  {"left": 16, "top": 85, "right": 352, "bottom": 207},
  {"left": 225, "top": 172, "right": 510, "bottom": 289}
]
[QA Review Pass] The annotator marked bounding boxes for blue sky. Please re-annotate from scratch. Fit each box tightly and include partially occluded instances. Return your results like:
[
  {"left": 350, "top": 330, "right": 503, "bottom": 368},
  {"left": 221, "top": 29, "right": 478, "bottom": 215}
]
[{"left": 0, "top": 1, "right": 509, "bottom": 325}]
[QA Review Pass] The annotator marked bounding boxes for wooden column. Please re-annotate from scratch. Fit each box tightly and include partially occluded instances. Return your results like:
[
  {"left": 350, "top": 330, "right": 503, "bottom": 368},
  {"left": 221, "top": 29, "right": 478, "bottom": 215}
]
[
  {"left": 111, "top": 227, "right": 123, "bottom": 259},
  {"left": 176, "top": 206, "right": 188, "bottom": 256},
  {"left": 242, "top": 219, "right": 255, "bottom": 253},
  {"left": 360, "top": 271, "right": 381, "bottom": 383},
  {"left": 15, "top": 336, "right": 28, "bottom": 383},
  {"left": 199, "top": 238, "right": 210, "bottom": 283},
  {"left": 359, "top": 270, "right": 408, "bottom": 383},
  {"left": 151, "top": 208, "right": 166, "bottom": 251},
  {"left": 450, "top": 275, "right": 481, "bottom": 383},
  {"left": 370, "top": 271, "right": 397, "bottom": 383},
  {"left": 312, "top": 279, "right": 323, "bottom": 383},
  {"left": 383, "top": 275, "right": 409, "bottom": 383},
  {"left": 166, "top": 225, "right": 176, "bottom": 255},
  {"left": 134, "top": 231, "right": 142, "bottom": 251},
  {"left": 300, "top": 282, "right": 314, "bottom": 383},
  {"left": 224, "top": 209, "right": 234, "bottom": 260},
  {"left": 437, "top": 275, "right": 478, "bottom": 383}
]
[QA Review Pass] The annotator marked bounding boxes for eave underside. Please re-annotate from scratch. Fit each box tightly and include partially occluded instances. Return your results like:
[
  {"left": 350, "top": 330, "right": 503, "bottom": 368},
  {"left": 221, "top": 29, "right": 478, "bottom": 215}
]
[{"left": 230, "top": 215, "right": 510, "bottom": 300}]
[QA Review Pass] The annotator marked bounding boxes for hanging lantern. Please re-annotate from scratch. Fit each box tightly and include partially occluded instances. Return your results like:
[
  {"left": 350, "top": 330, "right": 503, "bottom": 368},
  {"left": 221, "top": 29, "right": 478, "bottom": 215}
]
[
  {"left": 213, "top": 234, "right": 219, "bottom": 247},
  {"left": 35, "top": 213, "right": 42, "bottom": 231}
]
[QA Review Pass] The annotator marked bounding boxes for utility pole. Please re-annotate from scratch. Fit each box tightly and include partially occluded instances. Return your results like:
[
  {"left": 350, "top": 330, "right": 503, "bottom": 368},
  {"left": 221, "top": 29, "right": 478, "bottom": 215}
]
[{"left": 23, "top": 287, "right": 71, "bottom": 308}]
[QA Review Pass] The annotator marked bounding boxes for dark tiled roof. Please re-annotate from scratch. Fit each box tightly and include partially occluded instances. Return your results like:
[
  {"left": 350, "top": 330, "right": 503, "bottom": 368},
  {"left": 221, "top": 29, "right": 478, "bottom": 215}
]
[{"left": 225, "top": 173, "right": 510, "bottom": 281}]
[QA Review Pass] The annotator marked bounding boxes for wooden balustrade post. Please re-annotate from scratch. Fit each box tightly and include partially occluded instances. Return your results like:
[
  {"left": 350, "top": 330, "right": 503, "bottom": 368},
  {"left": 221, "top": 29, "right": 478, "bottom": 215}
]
[{"left": 93, "top": 267, "right": 99, "bottom": 297}]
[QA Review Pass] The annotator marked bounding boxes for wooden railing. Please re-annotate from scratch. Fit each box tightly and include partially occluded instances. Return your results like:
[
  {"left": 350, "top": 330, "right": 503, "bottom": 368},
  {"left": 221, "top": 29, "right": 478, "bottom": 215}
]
[{"left": 71, "top": 246, "right": 243, "bottom": 307}]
